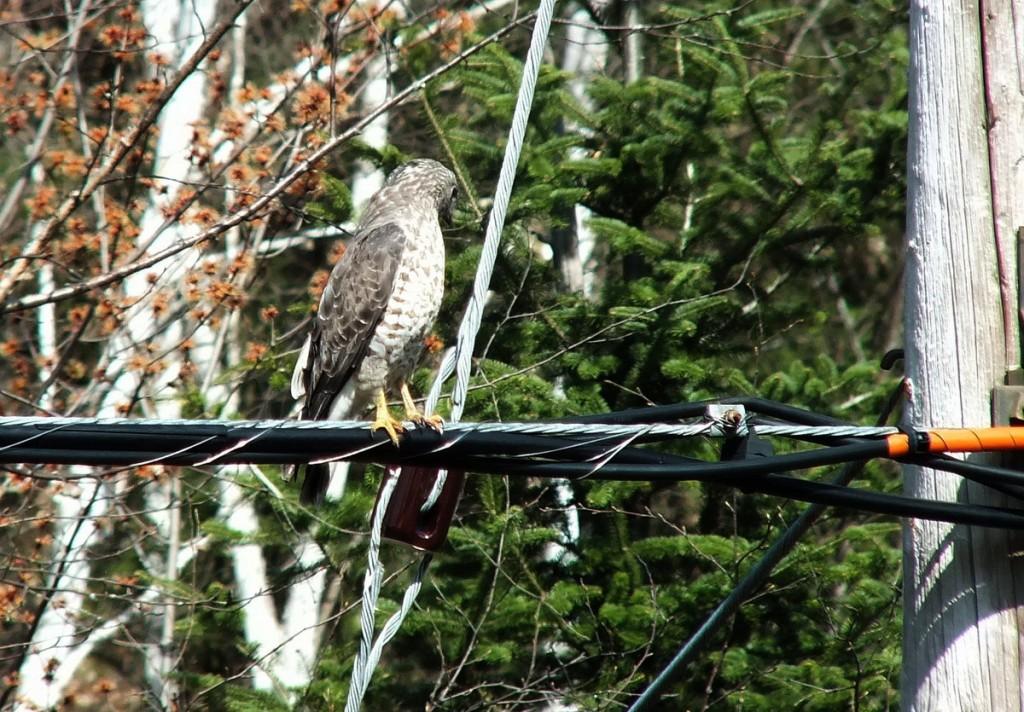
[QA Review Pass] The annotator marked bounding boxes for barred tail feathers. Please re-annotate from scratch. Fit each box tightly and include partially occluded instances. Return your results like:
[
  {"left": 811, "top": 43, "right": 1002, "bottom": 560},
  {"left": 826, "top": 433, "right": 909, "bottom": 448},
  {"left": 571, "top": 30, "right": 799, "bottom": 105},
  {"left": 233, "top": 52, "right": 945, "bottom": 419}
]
[
  {"left": 298, "top": 381, "right": 357, "bottom": 504},
  {"left": 300, "top": 463, "right": 330, "bottom": 505}
]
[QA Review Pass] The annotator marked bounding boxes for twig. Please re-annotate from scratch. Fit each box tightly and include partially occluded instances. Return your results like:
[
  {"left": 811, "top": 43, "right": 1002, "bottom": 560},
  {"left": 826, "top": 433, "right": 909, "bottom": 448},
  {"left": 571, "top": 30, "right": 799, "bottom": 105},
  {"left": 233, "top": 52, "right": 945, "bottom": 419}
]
[
  {"left": 2, "top": 11, "right": 537, "bottom": 316},
  {"left": 0, "top": 2, "right": 254, "bottom": 305},
  {"left": 0, "top": 0, "right": 93, "bottom": 235}
]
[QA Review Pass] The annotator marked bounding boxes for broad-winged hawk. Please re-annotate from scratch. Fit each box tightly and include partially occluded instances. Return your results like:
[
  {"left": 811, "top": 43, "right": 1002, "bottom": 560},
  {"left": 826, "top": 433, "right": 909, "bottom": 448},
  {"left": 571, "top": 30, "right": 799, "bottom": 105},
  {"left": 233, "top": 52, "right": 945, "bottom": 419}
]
[{"left": 290, "top": 159, "right": 458, "bottom": 504}]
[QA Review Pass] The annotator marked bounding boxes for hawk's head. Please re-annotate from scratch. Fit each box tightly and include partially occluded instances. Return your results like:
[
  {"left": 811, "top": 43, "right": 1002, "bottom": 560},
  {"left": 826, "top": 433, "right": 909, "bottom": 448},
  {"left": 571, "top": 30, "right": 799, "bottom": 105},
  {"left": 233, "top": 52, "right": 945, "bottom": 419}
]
[{"left": 385, "top": 159, "right": 458, "bottom": 226}]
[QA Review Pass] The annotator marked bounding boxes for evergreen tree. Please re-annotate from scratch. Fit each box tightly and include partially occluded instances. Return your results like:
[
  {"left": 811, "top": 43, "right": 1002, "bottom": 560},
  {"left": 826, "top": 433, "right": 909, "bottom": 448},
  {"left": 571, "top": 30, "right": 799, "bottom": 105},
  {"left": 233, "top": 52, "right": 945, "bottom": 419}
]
[{"left": 0, "top": 1, "right": 908, "bottom": 708}]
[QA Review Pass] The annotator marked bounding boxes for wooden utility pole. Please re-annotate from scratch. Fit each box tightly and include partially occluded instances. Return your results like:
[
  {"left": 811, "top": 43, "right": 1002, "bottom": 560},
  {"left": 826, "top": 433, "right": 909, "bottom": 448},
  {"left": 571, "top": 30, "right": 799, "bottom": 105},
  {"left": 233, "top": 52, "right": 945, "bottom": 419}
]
[{"left": 902, "top": 0, "right": 1024, "bottom": 708}]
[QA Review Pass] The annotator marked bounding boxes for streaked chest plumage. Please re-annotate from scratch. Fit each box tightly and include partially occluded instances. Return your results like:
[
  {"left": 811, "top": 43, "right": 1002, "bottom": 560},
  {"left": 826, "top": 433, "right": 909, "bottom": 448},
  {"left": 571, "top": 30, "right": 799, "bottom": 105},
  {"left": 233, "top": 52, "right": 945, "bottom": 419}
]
[{"left": 355, "top": 212, "right": 445, "bottom": 393}]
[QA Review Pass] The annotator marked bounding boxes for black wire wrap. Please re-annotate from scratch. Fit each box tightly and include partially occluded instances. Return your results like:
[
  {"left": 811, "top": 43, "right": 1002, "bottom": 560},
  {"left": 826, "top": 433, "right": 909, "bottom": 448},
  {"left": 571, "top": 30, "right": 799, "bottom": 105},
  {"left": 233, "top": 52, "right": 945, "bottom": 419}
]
[{"left": 2, "top": 397, "right": 1024, "bottom": 528}]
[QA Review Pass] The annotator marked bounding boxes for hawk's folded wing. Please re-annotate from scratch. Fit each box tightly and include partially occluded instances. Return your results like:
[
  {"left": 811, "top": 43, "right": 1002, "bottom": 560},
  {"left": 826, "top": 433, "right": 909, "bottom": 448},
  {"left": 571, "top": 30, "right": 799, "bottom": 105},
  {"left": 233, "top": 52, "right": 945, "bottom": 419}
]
[{"left": 296, "top": 222, "right": 407, "bottom": 419}]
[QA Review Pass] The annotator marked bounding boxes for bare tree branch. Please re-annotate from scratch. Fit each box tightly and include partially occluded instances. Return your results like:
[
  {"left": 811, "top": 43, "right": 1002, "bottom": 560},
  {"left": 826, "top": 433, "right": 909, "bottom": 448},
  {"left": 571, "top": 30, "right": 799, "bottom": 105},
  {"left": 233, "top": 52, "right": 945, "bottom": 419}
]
[
  {"left": 0, "top": 1, "right": 254, "bottom": 306},
  {"left": 1, "top": 11, "right": 535, "bottom": 316}
]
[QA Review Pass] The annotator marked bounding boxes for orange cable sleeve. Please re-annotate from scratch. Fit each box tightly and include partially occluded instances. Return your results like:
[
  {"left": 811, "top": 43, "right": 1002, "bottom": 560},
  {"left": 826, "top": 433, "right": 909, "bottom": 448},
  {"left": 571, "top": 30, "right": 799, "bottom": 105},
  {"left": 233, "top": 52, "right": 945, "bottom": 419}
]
[
  {"left": 927, "top": 427, "right": 1024, "bottom": 453},
  {"left": 887, "top": 427, "right": 1024, "bottom": 457},
  {"left": 886, "top": 433, "right": 911, "bottom": 457}
]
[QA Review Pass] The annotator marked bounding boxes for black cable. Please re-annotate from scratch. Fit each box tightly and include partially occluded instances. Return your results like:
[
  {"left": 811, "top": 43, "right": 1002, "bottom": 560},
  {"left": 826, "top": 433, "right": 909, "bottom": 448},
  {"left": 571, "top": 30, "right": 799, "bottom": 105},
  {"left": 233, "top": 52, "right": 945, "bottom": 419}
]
[
  {"left": 410, "top": 440, "right": 891, "bottom": 479},
  {"left": 0, "top": 395, "right": 865, "bottom": 459},
  {"left": 0, "top": 430, "right": 884, "bottom": 477},
  {"left": 4, "top": 403, "right": 1024, "bottom": 529},
  {"left": 630, "top": 382, "right": 904, "bottom": 711},
  {"left": 906, "top": 454, "right": 1024, "bottom": 500},
  {"left": 414, "top": 457, "right": 1024, "bottom": 529},
  {"left": 559, "top": 396, "right": 851, "bottom": 427},
  {"left": 12, "top": 445, "right": 1014, "bottom": 527},
  {"left": 749, "top": 474, "right": 1024, "bottom": 528},
  {"left": 0, "top": 425, "right": 703, "bottom": 465}
]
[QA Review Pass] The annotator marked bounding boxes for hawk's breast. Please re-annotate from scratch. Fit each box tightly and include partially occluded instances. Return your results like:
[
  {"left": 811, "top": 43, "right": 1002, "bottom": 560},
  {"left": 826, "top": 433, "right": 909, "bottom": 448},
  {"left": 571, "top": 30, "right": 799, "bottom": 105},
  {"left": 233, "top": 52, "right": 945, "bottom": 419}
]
[{"left": 356, "top": 215, "right": 445, "bottom": 393}]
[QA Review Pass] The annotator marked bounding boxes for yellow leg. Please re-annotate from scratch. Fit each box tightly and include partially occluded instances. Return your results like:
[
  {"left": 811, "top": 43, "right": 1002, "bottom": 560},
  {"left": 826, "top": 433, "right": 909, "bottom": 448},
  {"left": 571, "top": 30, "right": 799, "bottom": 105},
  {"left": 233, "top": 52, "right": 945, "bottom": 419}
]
[
  {"left": 371, "top": 388, "right": 405, "bottom": 445},
  {"left": 400, "top": 382, "right": 444, "bottom": 433}
]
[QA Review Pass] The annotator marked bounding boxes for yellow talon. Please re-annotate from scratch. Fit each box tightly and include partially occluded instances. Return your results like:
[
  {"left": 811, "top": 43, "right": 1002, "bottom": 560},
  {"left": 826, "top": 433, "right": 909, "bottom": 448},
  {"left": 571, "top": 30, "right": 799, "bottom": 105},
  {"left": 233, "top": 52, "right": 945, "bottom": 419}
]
[
  {"left": 400, "top": 382, "right": 444, "bottom": 433},
  {"left": 371, "top": 389, "right": 405, "bottom": 445}
]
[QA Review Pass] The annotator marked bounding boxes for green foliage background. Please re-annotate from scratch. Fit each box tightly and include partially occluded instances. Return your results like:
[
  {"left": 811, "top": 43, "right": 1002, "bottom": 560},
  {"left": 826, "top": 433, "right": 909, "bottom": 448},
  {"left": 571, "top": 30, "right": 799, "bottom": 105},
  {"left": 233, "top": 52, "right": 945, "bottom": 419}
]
[{"left": 165, "top": 1, "right": 910, "bottom": 708}]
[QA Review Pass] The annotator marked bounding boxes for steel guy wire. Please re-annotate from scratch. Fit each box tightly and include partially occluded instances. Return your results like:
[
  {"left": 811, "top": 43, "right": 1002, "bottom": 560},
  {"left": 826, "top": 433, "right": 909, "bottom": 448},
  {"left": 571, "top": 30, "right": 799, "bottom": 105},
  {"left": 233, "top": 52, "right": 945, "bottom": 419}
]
[
  {"left": 346, "top": 2, "right": 559, "bottom": 708},
  {"left": 363, "top": 554, "right": 433, "bottom": 676},
  {"left": 345, "top": 466, "right": 397, "bottom": 712},
  {"left": 0, "top": 415, "right": 902, "bottom": 441},
  {"left": 421, "top": 0, "right": 558, "bottom": 509}
]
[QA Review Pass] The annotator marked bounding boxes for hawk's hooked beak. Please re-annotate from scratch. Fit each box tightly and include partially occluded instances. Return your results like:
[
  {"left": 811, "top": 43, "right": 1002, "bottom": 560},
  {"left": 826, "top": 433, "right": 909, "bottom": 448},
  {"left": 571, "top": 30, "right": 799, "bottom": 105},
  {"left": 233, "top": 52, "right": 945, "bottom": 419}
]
[{"left": 440, "top": 187, "right": 457, "bottom": 227}]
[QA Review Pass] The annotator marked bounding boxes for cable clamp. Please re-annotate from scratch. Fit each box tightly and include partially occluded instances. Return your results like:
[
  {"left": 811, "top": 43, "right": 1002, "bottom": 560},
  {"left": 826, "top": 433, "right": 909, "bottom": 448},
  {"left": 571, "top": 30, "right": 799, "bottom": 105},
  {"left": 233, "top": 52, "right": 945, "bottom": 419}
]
[
  {"left": 705, "top": 404, "right": 749, "bottom": 437},
  {"left": 898, "top": 423, "right": 925, "bottom": 454}
]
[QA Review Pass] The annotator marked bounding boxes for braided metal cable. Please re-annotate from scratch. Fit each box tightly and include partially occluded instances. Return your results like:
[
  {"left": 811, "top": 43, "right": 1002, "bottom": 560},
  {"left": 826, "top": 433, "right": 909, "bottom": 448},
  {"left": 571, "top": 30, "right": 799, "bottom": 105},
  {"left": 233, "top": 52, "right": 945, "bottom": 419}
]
[
  {"left": 0, "top": 414, "right": 900, "bottom": 441},
  {"left": 346, "top": 2, "right": 558, "bottom": 708},
  {"left": 424, "top": 347, "right": 457, "bottom": 415},
  {"left": 363, "top": 554, "right": 433, "bottom": 673},
  {"left": 422, "top": 0, "right": 558, "bottom": 509},
  {"left": 345, "top": 466, "right": 397, "bottom": 712}
]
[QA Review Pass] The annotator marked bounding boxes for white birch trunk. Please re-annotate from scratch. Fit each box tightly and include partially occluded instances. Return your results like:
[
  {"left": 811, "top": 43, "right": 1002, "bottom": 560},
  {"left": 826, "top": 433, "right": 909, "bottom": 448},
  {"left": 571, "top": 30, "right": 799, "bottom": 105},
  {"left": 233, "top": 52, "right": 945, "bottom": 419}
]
[
  {"left": 623, "top": 2, "right": 643, "bottom": 85},
  {"left": 349, "top": 50, "right": 388, "bottom": 215},
  {"left": 558, "top": 4, "right": 607, "bottom": 300},
  {"left": 901, "top": 0, "right": 1024, "bottom": 708},
  {"left": 13, "top": 213, "right": 94, "bottom": 712},
  {"left": 201, "top": 8, "right": 302, "bottom": 695},
  {"left": 16, "top": 1, "right": 220, "bottom": 706},
  {"left": 136, "top": 2, "right": 219, "bottom": 703},
  {"left": 197, "top": 10, "right": 325, "bottom": 695}
]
